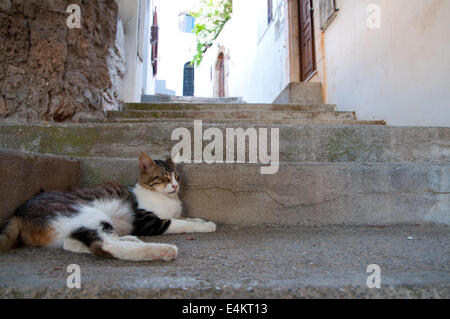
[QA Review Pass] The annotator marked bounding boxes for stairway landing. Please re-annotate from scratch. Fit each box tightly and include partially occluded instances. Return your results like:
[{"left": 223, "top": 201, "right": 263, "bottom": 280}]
[{"left": 0, "top": 225, "right": 448, "bottom": 298}]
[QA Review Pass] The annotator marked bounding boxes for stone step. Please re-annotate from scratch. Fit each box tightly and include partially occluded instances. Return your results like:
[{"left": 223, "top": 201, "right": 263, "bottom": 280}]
[
  {"left": 274, "top": 82, "right": 323, "bottom": 104},
  {"left": 81, "top": 117, "right": 386, "bottom": 126},
  {"left": 0, "top": 150, "right": 80, "bottom": 224},
  {"left": 141, "top": 94, "right": 244, "bottom": 104},
  {"left": 106, "top": 110, "right": 357, "bottom": 121},
  {"left": 1, "top": 123, "right": 448, "bottom": 162},
  {"left": 126, "top": 102, "right": 337, "bottom": 112},
  {"left": 1, "top": 225, "right": 448, "bottom": 298},
  {"left": 79, "top": 158, "right": 450, "bottom": 226}
]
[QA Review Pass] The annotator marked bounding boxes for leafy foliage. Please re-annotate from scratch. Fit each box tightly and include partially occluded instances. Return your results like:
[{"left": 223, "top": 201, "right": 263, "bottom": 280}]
[{"left": 190, "top": 0, "right": 233, "bottom": 66}]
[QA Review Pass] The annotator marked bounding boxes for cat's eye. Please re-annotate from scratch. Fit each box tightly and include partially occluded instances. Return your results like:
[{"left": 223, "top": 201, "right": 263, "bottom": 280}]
[{"left": 147, "top": 177, "right": 167, "bottom": 186}]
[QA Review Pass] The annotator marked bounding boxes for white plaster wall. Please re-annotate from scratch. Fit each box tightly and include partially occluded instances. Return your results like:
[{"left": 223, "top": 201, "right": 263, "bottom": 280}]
[
  {"left": 117, "top": 0, "right": 154, "bottom": 102},
  {"left": 196, "top": 0, "right": 290, "bottom": 102},
  {"left": 324, "top": 0, "right": 450, "bottom": 127},
  {"left": 155, "top": 0, "right": 198, "bottom": 96},
  {"left": 141, "top": 0, "right": 153, "bottom": 95},
  {"left": 194, "top": 23, "right": 231, "bottom": 97},
  {"left": 117, "top": 0, "right": 139, "bottom": 102}
]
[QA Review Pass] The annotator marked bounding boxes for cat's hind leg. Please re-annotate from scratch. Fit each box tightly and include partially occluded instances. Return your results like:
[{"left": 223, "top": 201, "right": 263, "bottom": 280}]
[
  {"left": 63, "top": 235, "right": 144, "bottom": 253},
  {"left": 117, "top": 235, "right": 143, "bottom": 243},
  {"left": 69, "top": 227, "right": 177, "bottom": 261},
  {"left": 63, "top": 238, "right": 91, "bottom": 254}
]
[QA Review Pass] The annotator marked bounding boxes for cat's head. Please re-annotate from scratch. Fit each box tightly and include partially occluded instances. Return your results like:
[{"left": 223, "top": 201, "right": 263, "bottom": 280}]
[{"left": 138, "top": 153, "right": 180, "bottom": 197}]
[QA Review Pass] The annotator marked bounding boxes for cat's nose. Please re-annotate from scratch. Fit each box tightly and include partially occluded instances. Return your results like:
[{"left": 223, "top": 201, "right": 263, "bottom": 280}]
[{"left": 172, "top": 185, "right": 178, "bottom": 191}]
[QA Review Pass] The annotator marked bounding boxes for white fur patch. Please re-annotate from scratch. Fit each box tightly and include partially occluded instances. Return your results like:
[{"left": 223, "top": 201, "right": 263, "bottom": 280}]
[
  {"left": 50, "top": 205, "right": 111, "bottom": 248},
  {"left": 133, "top": 184, "right": 183, "bottom": 219},
  {"left": 91, "top": 199, "right": 134, "bottom": 236},
  {"left": 50, "top": 198, "right": 135, "bottom": 248}
]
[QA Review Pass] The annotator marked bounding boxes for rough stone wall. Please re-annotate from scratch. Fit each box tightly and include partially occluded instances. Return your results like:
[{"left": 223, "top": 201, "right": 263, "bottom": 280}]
[
  {"left": 0, "top": 150, "right": 80, "bottom": 224},
  {"left": 104, "top": 18, "right": 126, "bottom": 112},
  {"left": 0, "top": 0, "right": 125, "bottom": 122}
]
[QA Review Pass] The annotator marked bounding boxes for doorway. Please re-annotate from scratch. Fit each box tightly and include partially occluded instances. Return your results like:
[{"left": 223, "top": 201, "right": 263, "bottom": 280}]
[
  {"left": 216, "top": 53, "right": 225, "bottom": 97},
  {"left": 183, "top": 62, "right": 195, "bottom": 96},
  {"left": 288, "top": 0, "right": 317, "bottom": 82},
  {"left": 299, "top": 0, "right": 316, "bottom": 81}
]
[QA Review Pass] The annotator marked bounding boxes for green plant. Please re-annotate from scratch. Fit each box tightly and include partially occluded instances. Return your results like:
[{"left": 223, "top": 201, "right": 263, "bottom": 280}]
[{"left": 190, "top": 0, "right": 232, "bottom": 66}]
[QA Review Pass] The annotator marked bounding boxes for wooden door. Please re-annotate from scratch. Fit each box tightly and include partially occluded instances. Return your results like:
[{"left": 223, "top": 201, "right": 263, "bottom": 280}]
[
  {"left": 151, "top": 10, "right": 159, "bottom": 76},
  {"left": 299, "top": 0, "right": 316, "bottom": 81}
]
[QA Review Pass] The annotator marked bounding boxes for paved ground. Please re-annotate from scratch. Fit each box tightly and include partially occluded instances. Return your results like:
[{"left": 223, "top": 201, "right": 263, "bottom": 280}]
[{"left": 0, "top": 226, "right": 449, "bottom": 298}]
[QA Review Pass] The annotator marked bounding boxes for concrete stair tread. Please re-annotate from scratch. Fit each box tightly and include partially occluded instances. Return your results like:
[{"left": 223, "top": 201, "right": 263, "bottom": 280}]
[
  {"left": 141, "top": 94, "right": 244, "bottom": 104},
  {"left": 83, "top": 117, "right": 384, "bottom": 125},
  {"left": 126, "top": 102, "right": 337, "bottom": 112},
  {"left": 0, "top": 225, "right": 448, "bottom": 298},
  {"left": 108, "top": 109, "right": 355, "bottom": 119}
]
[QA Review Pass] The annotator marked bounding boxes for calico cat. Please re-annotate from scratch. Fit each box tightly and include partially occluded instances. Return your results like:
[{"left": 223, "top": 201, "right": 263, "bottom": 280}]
[{"left": 0, "top": 153, "right": 216, "bottom": 262}]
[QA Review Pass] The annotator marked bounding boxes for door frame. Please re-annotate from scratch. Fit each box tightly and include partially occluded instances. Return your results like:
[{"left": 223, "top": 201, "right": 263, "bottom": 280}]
[{"left": 288, "top": 0, "right": 317, "bottom": 82}]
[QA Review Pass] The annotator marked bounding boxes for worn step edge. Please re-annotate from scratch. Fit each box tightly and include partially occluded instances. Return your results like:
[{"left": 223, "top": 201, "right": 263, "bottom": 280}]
[
  {"left": 82, "top": 118, "right": 384, "bottom": 125},
  {"left": 1, "top": 123, "right": 447, "bottom": 163},
  {"left": 126, "top": 103, "right": 337, "bottom": 112},
  {"left": 107, "top": 110, "right": 356, "bottom": 121},
  {"left": 1, "top": 278, "right": 448, "bottom": 299},
  {"left": 141, "top": 95, "right": 244, "bottom": 103}
]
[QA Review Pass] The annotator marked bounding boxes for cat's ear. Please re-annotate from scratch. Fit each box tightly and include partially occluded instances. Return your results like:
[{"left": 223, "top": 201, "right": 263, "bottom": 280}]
[
  {"left": 167, "top": 152, "right": 181, "bottom": 169},
  {"left": 166, "top": 157, "right": 176, "bottom": 170},
  {"left": 139, "top": 153, "right": 155, "bottom": 174},
  {"left": 171, "top": 152, "right": 181, "bottom": 164}
]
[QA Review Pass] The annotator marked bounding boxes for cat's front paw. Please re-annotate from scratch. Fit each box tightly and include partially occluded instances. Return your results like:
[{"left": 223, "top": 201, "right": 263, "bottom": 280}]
[
  {"left": 202, "top": 221, "right": 217, "bottom": 233},
  {"left": 160, "top": 244, "right": 178, "bottom": 261},
  {"left": 184, "top": 217, "right": 208, "bottom": 223}
]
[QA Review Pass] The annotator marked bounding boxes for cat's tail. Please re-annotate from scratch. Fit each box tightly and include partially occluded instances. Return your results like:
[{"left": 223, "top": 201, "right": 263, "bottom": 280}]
[{"left": 0, "top": 217, "right": 22, "bottom": 253}]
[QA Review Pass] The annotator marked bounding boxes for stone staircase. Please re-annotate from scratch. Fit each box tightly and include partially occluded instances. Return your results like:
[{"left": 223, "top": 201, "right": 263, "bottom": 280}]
[
  {"left": 92, "top": 86, "right": 386, "bottom": 125},
  {"left": 0, "top": 92, "right": 449, "bottom": 298},
  {"left": 0, "top": 95, "right": 448, "bottom": 225},
  {"left": 81, "top": 102, "right": 386, "bottom": 125}
]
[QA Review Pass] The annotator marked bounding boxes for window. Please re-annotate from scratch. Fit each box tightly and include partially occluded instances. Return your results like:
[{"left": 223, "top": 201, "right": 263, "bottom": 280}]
[
  {"left": 267, "top": 0, "right": 273, "bottom": 25},
  {"left": 319, "top": 0, "right": 339, "bottom": 31}
]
